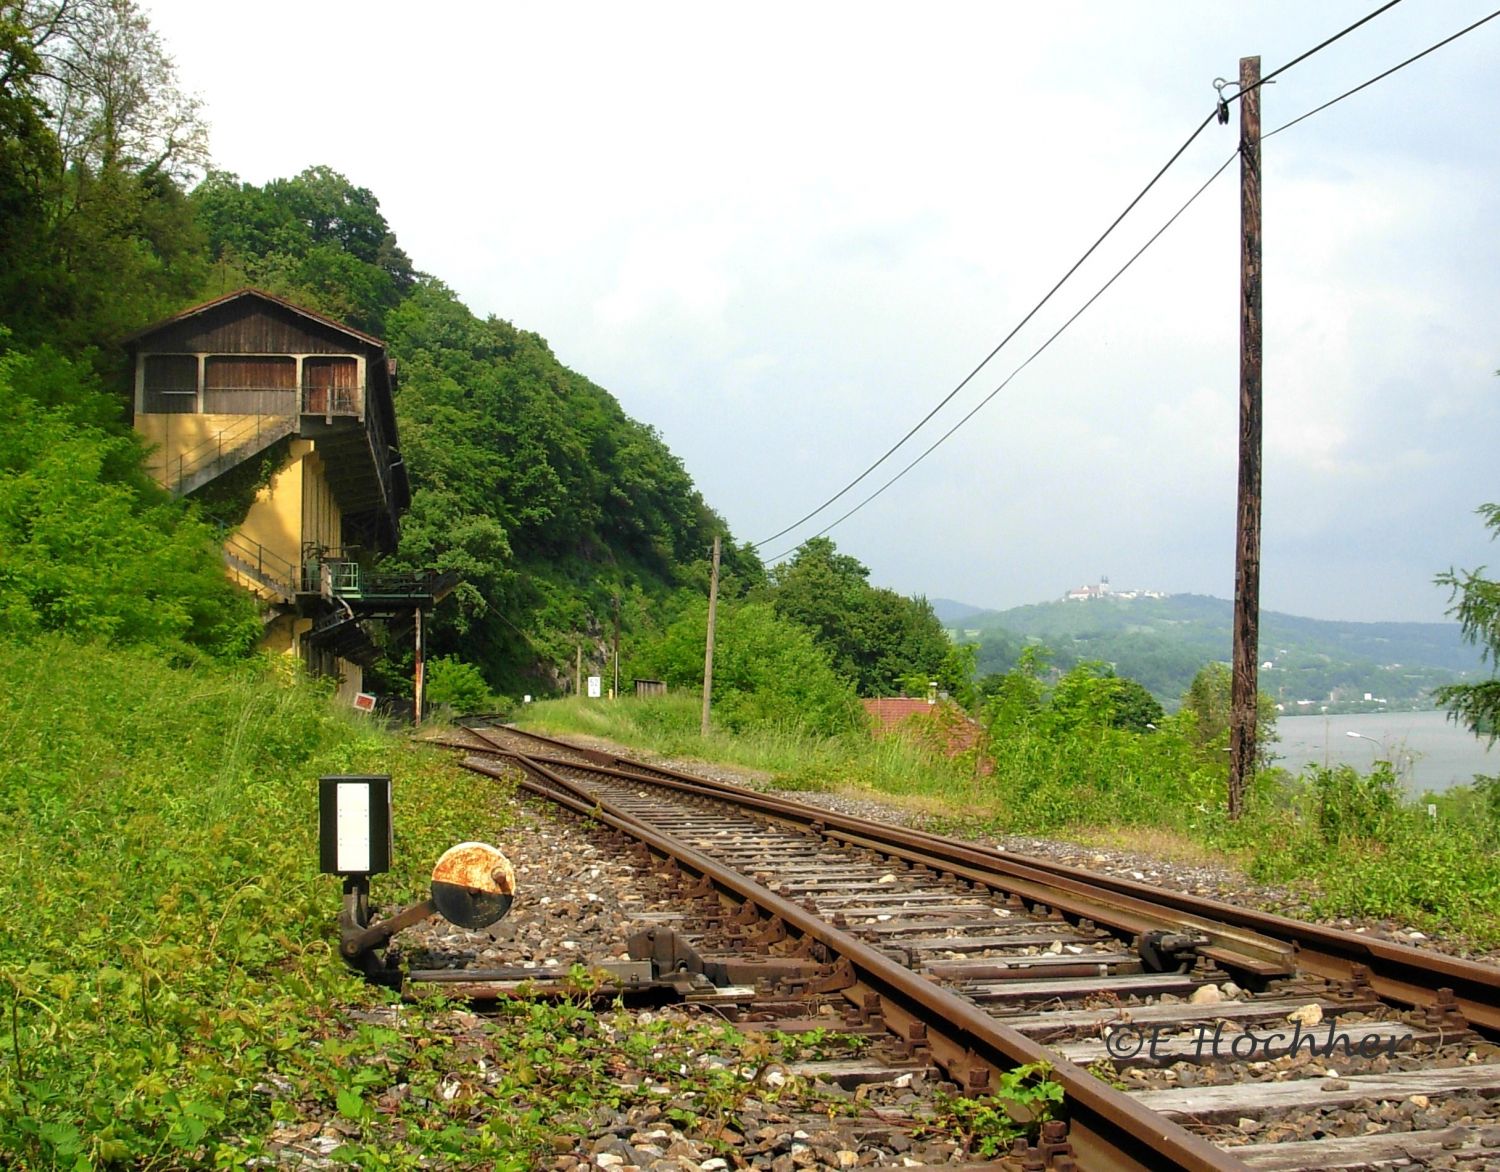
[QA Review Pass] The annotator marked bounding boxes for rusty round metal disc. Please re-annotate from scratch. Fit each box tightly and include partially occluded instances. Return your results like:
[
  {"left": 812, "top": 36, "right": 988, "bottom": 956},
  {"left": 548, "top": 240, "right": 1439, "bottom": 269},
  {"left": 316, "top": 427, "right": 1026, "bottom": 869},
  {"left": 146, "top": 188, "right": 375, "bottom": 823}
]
[{"left": 430, "top": 842, "right": 516, "bottom": 929}]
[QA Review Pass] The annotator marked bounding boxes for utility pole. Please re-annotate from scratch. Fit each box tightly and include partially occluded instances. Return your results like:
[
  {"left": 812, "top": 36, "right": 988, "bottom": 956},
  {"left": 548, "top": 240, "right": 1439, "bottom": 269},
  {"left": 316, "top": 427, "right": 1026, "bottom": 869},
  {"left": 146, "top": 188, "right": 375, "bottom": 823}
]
[
  {"left": 613, "top": 593, "right": 621, "bottom": 700},
  {"left": 413, "top": 607, "right": 425, "bottom": 728},
  {"left": 575, "top": 643, "right": 582, "bottom": 697},
  {"left": 1229, "top": 54, "right": 1262, "bottom": 819},
  {"left": 701, "top": 535, "right": 721, "bottom": 737}
]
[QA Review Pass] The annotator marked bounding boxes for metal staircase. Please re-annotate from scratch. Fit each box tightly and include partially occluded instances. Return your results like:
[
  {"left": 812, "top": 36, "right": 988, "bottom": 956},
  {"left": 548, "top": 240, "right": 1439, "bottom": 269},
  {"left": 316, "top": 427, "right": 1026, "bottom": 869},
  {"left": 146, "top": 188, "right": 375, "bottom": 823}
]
[
  {"left": 220, "top": 531, "right": 300, "bottom": 604},
  {"left": 168, "top": 414, "right": 296, "bottom": 497}
]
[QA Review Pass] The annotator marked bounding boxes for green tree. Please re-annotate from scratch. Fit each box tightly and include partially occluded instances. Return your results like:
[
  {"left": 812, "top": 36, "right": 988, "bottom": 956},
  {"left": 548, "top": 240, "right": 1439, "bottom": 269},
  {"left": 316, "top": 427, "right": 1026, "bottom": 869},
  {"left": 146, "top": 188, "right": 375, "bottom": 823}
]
[
  {"left": 0, "top": 0, "right": 207, "bottom": 354},
  {"left": 34, "top": 0, "right": 208, "bottom": 182},
  {"left": 1177, "top": 661, "right": 1278, "bottom": 768},
  {"left": 1434, "top": 502, "right": 1500, "bottom": 740},
  {"left": 424, "top": 656, "right": 496, "bottom": 714},
  {"left": 1045, "top": 662, "right": 1163, "bottom": 734},
  {"left": 0, "top": 4, "right": 62, "bottom": 331},
  {"left": 631, "top": 598, "right": 861, "bottom": 735},
  {"left": 770, "top": 537, "right": 951, "bottom": 696},
  {"left": 980, "top": 644, "right": 1051, "bottom": 734},
  {"left": 193, "top": 166, "right": 413, "bottom": 335},
  {"left": 1109, "top": 676, "right": 1165, "bottom": 733}
]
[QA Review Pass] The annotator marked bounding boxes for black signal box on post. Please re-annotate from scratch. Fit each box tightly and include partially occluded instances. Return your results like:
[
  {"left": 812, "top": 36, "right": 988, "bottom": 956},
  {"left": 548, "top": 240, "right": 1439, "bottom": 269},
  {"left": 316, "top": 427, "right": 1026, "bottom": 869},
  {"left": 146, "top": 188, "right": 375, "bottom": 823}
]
[{"left": 319, "top": 775, "right": 393, "bottom": 876}]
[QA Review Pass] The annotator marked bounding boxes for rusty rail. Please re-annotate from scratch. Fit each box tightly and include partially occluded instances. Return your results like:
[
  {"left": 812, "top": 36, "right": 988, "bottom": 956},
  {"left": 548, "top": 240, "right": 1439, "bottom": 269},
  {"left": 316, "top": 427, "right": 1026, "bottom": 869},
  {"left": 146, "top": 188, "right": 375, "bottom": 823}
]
[{"left": 462, "top": 751, "right": 1244, "bottom": 1172}]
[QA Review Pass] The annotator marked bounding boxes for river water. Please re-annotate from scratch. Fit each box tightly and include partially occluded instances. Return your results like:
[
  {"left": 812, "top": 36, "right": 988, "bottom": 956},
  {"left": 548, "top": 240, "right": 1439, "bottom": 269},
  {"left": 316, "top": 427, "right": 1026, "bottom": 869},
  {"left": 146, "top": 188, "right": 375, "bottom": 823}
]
[{"left": 1273, "top": 710, "right": 1497, "bottom": 794}]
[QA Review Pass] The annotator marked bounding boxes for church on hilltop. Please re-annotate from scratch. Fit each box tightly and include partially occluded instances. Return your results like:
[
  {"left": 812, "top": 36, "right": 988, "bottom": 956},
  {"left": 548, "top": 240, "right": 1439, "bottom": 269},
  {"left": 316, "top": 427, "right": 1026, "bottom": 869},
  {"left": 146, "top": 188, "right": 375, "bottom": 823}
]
[{"left": 1063, "top": 577, "right": 1168, "bottom": 602}]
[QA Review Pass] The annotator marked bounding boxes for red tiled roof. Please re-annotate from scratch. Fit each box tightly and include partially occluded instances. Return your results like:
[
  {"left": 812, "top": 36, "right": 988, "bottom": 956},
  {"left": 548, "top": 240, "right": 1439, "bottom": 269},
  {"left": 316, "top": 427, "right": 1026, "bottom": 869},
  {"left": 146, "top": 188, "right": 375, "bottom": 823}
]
[
  {"left": 861, "top": 697, "right": 986, "bottom": 760},
  {"left": 863, "top": 697, "right": 940, "bottom": 733}
]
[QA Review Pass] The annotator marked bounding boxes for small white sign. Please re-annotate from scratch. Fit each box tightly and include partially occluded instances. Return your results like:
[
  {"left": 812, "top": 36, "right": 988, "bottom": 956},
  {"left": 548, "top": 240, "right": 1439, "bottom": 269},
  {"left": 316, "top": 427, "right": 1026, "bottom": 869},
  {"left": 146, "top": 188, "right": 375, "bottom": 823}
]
[
  {"left": 587, "top": 675, "right": 602, "bottom": 698},
  {"left": 352, "top": 692, "right": 377, "bottom": 712},
  {"left": 336, "top": 782, "right": 372, "bottom": 873}
]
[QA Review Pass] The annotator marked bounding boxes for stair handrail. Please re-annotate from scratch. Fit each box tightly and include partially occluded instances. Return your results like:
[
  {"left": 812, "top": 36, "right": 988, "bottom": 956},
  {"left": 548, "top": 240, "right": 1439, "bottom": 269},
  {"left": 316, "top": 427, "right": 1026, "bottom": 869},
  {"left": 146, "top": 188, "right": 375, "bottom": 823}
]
[
  {"left": 212, "top": 521, "right": 300, "bottom": 597},
  {"left": 169, "top": 413, "right": 295, "bottom": 493}
]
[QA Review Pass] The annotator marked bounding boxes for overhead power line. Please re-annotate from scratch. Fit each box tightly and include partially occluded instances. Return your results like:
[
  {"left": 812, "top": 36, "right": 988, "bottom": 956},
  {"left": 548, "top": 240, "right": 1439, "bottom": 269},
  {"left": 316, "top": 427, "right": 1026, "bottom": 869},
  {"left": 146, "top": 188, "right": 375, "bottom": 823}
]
[
  {"left": 762, "top": 3, "right": 1500, "bottom": 566},
  {"left": 1265, "top": 6, "right": 1500, "bottom": 140},
  {"left": 752, "top": 110, "right": 1221, "bottom": 551},
  {"left": 763, "top": 155, "right": 1238, "bottom": 566},
  {"left": 752, "top": 0, "right": 1408, "bottom": 553}
]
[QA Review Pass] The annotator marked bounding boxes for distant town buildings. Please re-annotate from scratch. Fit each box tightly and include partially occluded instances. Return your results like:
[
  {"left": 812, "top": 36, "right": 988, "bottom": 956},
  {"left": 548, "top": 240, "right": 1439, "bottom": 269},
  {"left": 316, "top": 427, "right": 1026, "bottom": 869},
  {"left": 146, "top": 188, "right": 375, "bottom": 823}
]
[{"left": 1062, "top": 577, "right": 1168, "bottom": 602}]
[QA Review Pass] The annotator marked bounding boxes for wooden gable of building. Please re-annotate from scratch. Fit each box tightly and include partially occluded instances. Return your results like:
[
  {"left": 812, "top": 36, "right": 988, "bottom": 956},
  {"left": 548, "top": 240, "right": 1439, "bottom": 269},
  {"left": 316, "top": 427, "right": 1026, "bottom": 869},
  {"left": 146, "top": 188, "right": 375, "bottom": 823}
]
[{"left": 127, "top": 289, "right": 386, "bottom": 358}]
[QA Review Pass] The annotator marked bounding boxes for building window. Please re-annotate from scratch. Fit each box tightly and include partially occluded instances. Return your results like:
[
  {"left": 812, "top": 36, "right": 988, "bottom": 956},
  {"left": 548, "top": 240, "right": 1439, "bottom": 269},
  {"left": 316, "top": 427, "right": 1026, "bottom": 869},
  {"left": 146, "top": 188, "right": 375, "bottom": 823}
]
[
  {"left": 204, "top": 355, "right": 297, "bottom": 414},
  {"left": 142, "top": 354, "right": 198, "bottom": 413},
  {"left": 303, "top": 357, "right": 360, "bottom": 416}
]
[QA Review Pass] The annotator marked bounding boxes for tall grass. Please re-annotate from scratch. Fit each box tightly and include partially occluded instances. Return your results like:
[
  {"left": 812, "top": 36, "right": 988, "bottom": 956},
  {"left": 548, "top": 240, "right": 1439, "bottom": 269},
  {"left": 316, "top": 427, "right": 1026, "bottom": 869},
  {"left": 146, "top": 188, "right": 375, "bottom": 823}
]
[
  {"left": 0, "top": 636, "right": 516, "bottom": 1167},
  {"left": 524, "top": 693, "right": 983, "bottom": 804}
]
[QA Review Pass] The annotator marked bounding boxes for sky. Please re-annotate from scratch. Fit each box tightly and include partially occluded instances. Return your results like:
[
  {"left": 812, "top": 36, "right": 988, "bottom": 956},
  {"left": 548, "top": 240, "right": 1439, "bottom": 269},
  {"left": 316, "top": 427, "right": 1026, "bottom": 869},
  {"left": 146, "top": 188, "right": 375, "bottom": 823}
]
[{"left": 140, "top": 0, "right": 1500, "bottom": 623}]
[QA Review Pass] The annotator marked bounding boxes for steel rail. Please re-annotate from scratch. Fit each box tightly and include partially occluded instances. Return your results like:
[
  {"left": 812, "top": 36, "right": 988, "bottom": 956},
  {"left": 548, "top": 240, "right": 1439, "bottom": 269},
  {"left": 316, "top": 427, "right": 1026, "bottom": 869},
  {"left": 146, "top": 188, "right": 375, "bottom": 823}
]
[
  {"left": 462, "top": 751, "right": 1246, "bottom": 1172},
  {"left": 458, "top": 723, "right": 1500, "bottom": 1035}
]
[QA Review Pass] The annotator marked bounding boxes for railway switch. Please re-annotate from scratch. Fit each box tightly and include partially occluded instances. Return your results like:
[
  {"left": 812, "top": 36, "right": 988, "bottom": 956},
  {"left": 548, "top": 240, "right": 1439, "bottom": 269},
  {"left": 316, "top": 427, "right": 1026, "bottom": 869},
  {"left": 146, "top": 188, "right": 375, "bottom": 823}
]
[{"left": 319, "top": 775, "right": 515, "bottom": 982}]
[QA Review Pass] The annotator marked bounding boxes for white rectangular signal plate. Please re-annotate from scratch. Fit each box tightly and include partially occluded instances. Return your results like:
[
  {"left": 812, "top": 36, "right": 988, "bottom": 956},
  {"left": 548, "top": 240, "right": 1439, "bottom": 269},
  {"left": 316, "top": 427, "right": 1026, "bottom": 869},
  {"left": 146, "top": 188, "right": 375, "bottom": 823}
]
[
  {"left": 318, "top": 775, "right": 392, "bottom": 875},
  {"left": 336, "top": 782, "right": 371, "bottom": 873}
]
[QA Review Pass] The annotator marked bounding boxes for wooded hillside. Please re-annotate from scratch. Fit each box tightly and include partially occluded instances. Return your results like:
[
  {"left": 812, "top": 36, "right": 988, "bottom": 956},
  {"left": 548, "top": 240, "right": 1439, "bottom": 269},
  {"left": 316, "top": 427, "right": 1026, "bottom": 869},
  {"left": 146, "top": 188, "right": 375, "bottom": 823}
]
[
  {"left": 0, "top": 0, "right": 961, "bottom": 708},
  {"left": 948, "top": 593, "right": 1482, "bottom": 710}
]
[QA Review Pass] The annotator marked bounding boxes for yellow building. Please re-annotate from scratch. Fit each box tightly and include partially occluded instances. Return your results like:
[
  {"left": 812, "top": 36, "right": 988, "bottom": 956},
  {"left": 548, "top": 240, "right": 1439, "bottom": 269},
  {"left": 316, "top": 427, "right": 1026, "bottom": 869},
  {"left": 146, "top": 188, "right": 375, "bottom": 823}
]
[{"left": 128, "top": 289, "right": 434, "bottom": 702}]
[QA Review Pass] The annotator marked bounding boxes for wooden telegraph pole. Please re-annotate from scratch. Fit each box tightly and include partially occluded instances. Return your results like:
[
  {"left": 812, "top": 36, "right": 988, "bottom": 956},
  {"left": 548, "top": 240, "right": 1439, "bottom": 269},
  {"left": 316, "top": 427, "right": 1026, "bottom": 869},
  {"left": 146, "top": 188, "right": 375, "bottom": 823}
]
[
  {"left": 1229, "top": 55, "right": 1262, "bottom": 819},
  {"left": 413, "top": 607, "right": 425, "bottom": 728},
  {"left": 701, "top": 535, "right": 721, "bottom": 737},
  {"left": 612, "top": 594, "right": 621, "bottom": 700}
]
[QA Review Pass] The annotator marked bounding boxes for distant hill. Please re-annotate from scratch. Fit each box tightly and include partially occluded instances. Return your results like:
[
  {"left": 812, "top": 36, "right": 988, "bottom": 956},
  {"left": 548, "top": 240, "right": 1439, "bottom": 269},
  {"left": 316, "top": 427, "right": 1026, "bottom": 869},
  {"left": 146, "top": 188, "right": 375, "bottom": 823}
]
[
  {"left": 951, "top": 593, "right": 1482, "bottom": 711},
  {"left": 931, "top": 598, "right": 995, "bottom": 627}
]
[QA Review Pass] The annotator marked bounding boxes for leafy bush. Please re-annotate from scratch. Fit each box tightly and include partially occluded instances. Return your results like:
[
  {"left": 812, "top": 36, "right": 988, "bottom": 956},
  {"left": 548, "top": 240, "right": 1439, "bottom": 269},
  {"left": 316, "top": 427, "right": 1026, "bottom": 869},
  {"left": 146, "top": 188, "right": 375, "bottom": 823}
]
[
  {"left": 631, "top": 598, "right": 862, "bottom": 735},
  {"left": 1310, "top": 762, "right": 1401, "bottom": 843},
  {"left": 423, "top": 654, "right": 496, "bottom": 714}
]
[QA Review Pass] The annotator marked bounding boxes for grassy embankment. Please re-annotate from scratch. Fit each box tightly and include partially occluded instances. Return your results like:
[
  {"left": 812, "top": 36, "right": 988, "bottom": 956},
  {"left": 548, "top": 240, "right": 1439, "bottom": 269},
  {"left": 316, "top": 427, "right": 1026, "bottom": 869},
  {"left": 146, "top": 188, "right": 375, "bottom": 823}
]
[
  {"left": 2, "top": 638, "right": 931, "bottom": 1170},
  {"left": 520, "top": 693, "right": 1500, "bottom": 949}
]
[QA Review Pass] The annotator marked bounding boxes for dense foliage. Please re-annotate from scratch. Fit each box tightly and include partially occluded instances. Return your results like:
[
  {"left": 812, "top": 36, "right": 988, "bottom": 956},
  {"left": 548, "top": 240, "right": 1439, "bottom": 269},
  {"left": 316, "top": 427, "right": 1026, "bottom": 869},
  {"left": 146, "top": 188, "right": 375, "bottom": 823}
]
[
  {"left": 630, "top": 597, "right": 862, "bottom": 735},
  {"left": 374, "top": 281, "right": 755, "bottom": 696},
  {"left": 192, "top": 167, "right": 416, "bottom": 337},
  {"left": 769, "top": 538, "right": 957, "bottom": 697},
  {"left": 0, "top": 339, "right": 258, "bottom": 658},
  {"left": 1, "top": 0, "right": 210, "bottom": 363},
  {"left": 1434, "top": 502, "right": 1500, "bottom": 739}
]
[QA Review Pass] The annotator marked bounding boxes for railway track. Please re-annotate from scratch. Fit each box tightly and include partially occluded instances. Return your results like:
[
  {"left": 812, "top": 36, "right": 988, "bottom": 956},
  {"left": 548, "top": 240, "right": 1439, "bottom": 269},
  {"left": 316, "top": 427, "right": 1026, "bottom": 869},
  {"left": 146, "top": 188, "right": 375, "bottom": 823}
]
[{"left": 438, "top": 721, "right": 1500, "bottom": 1171}]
